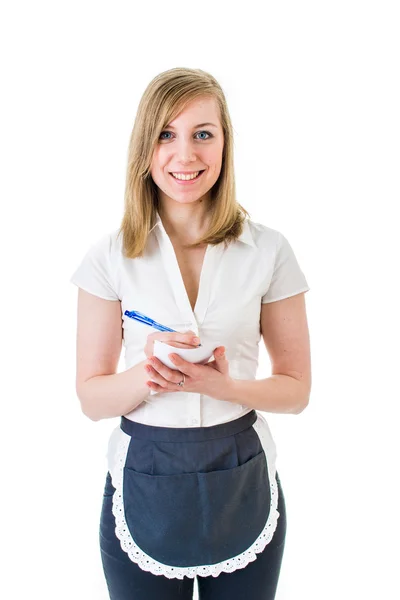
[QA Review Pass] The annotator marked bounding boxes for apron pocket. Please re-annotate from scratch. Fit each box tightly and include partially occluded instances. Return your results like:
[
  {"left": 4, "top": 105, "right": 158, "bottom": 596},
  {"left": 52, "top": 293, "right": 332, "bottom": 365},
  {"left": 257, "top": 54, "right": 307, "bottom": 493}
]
[{"left": 123, "top": 450, "right": 270, "bottom": 568}]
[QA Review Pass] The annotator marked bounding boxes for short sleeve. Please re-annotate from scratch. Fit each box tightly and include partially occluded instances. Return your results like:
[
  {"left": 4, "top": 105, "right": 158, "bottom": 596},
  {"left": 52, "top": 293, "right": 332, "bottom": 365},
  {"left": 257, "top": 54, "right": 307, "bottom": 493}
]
[
  {"left": 69, "top": 233, "right": 120, "bottom": 301},
  {"left": 261, "top": 231, "right": 310, "bottom": 303}
]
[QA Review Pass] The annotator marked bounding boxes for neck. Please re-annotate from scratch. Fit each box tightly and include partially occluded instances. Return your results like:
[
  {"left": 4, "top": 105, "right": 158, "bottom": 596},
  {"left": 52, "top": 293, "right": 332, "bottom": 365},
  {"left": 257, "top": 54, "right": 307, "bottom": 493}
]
[{"left": 157, "top": 200, "right": 211, "bottom": 245}]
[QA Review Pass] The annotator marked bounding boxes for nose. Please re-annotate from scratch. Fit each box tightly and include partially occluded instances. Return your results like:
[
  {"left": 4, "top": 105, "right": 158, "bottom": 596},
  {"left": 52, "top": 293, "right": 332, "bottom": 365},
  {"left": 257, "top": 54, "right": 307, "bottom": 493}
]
[{"left": 175, "top": 137, "right": 197, "bottom": 163}]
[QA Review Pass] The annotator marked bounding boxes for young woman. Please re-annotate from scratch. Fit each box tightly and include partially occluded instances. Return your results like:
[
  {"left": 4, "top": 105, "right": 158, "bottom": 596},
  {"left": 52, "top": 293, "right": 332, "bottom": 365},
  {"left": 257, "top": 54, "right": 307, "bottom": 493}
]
[{"left": 70, "top": 67, "right": 311, "bottom": 600}]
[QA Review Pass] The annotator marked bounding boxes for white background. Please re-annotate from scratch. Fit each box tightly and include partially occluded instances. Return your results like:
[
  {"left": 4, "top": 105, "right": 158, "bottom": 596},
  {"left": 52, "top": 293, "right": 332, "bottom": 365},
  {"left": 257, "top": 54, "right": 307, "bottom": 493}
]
[{"left": 1, "top": 1, "right": 399, "bottom": 598}]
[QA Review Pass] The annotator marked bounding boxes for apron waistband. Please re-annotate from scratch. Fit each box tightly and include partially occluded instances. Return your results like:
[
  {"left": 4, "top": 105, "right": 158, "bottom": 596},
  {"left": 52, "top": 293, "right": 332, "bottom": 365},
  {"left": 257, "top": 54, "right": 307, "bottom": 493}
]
[{"left": 120, "top": 409, "right": 257, "bottom": 442}]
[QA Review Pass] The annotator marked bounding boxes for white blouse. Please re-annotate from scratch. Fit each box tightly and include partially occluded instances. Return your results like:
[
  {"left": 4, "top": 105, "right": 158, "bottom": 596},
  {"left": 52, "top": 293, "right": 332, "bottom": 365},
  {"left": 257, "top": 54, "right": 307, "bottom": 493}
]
[
  {"left": 70, "top": 212, "right": 310, "bottom": 428},
  {"left": 70, "top": 212, "right": 310, "bottom": 578}
]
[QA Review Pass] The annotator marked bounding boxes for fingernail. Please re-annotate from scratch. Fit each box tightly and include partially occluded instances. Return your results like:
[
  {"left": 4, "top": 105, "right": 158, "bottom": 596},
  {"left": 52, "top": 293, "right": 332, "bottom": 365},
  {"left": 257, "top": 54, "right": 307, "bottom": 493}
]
[{"left": 192, "top": 337, "right": 200, "bottom": 344}]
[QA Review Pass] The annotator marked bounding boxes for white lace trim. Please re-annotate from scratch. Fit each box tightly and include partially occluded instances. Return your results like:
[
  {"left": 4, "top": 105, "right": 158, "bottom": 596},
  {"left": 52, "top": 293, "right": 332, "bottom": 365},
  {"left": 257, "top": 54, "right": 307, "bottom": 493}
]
[{"left": 109, "top": 413, "right": 280, "bottom": 580}]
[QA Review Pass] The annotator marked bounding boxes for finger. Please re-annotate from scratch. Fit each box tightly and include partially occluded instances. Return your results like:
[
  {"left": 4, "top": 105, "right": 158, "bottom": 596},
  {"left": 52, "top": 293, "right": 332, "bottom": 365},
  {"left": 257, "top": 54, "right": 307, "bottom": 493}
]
[
  {"left": 145, "top": 372, "right": 185, "bottom": 392},
  {"left": 168, "top": 353, "right": 196, "bottom": 376},
  {"left": 164, "top": 340, "right": 200, "bottom": 349},
  {"left": 145, "top": 364, "right": 170, "bottom": 388},
  {"left": 147, "top": 359, "right": 184, "bottom": 385},
  {"left": 148, "top": 331, "right": 201, "bottom": 348},
  {"left": 208, "top": 346, "right": 229, "bottom": 375},
  {"left": 213, "top": 346, "right": 229, "bottom": 374},
  {"left": 146, "top": 368, "right": 180, "bottom": 390},
  {"left": 214, "top": 346, "right": 226, "bottom": 358},
  {"left": 166, "top": 334, "right": 201, "bottom": 348},
  {"left": 146, "top": 381, "right": 178, "bottom": 393},
  {"left": 146, "top": 381, "right": 186, "bottom": 394}
]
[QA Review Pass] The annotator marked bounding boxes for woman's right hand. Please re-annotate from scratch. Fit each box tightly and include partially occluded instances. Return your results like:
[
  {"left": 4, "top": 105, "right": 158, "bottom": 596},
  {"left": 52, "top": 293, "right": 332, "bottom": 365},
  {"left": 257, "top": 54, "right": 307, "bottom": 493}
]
[{"left": 144, "top": 330, "right": 200, "bottom": 359}]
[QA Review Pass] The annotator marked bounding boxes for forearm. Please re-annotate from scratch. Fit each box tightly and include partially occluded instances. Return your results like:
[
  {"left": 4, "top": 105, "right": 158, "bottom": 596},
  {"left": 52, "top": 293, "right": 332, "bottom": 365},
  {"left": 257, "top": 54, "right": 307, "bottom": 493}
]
[
  {"left": 77, "top": 359, "right": 150, "bottom": 421},
  {"left": 224, "top": 374, "right": 310, "bottom": 414}
]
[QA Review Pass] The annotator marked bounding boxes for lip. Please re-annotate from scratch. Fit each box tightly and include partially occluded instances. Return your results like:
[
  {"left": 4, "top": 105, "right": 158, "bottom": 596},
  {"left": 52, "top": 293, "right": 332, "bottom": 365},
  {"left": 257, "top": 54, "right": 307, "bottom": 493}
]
[
  {"left": 169, "top": 170, "right": 205, "bottom": 185},
  {"left": 168, "top": 170, "right": 204, "bottom": 174}
]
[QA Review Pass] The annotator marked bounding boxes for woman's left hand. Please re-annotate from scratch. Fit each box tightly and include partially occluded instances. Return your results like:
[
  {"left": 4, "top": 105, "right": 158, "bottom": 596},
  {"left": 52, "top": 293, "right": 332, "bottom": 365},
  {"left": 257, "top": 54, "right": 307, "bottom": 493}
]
[{"left": 145, "top": 346, "right": 232, "bottom": 400}]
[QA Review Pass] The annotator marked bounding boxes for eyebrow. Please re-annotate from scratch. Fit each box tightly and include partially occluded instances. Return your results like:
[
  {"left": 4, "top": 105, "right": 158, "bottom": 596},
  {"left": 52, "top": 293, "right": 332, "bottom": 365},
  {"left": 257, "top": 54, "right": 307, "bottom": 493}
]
[{"left": 165, "top": 122, "right": 219, "bottom": 129}]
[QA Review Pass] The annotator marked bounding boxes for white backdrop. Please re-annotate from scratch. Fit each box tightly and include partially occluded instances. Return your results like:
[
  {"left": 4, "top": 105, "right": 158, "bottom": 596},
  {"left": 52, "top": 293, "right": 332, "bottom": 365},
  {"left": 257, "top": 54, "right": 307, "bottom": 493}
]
[{"left": 1, "top": 1, "right": 399, "bottom": 598}]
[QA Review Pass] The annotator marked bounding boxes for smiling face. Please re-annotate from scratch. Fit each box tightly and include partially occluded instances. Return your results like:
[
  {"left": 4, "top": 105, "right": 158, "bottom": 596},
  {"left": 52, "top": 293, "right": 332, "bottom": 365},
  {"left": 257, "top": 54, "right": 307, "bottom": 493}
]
[{"left": 150, "top": 96, "right": 224, "bottom": 209}]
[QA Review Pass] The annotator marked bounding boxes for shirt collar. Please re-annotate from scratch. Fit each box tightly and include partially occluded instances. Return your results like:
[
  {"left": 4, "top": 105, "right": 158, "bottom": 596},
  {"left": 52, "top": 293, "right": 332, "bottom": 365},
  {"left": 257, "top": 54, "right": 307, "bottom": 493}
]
[{"left": 150, "top": 211, "right": 255, "bottom": 248}]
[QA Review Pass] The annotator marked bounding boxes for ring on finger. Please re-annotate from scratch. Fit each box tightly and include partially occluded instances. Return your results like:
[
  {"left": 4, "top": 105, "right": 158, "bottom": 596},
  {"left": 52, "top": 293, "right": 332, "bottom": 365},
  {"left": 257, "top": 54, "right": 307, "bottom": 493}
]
[{"left": 177, "top": 373, "right": 185, "bottom": 387}]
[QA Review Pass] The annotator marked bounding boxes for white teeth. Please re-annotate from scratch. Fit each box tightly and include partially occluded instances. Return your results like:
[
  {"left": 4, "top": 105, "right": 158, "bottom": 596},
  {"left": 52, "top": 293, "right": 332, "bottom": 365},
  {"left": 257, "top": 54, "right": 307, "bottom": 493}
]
[{"left": 171, "top": 171, "right": 201, "bottom": 180}]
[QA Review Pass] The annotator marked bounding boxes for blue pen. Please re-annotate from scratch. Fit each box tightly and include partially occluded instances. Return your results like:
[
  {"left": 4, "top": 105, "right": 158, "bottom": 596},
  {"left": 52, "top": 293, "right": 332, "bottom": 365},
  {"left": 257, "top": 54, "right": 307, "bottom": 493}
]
[{"left": 124, "top": 310, "right": 201, "bottom": 345}]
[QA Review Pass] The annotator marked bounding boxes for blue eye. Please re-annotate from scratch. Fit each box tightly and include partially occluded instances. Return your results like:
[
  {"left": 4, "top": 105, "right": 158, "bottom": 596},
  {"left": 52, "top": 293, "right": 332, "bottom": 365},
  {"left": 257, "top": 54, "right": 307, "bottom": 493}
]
[
  {"left": 159, "top": 130, "right": 213, "bottom": 141},
  {"left": 196, "top": 131, "right": 212, "bottom": 140}
]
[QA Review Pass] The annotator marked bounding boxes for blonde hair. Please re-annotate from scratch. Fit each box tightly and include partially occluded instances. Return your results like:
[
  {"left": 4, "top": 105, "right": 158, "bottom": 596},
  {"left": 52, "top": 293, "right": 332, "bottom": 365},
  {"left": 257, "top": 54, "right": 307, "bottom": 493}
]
[{"left": 117, "top": 67, "right": 250, "bottom": 258}]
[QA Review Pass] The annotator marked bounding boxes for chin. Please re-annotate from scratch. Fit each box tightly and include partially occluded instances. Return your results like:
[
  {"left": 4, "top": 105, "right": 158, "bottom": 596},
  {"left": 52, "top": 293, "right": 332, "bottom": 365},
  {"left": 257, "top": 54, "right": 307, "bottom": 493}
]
[{"left": 172, "top": 197, "right": 206, "bottom": 205}]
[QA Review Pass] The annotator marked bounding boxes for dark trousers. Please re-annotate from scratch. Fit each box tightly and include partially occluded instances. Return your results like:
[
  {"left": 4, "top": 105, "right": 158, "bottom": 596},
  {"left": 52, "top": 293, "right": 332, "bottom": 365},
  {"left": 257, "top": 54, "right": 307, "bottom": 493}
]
[{"left": 99, "top": 470, "right": 287, "bottom": 599}]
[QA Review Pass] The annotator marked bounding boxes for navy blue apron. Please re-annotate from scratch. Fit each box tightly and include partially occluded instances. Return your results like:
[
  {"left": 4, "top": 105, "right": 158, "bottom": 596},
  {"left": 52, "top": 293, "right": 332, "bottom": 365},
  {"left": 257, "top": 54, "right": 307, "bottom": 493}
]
[{"left": 107, "top": 409, "right": 280, "bottom": 579}]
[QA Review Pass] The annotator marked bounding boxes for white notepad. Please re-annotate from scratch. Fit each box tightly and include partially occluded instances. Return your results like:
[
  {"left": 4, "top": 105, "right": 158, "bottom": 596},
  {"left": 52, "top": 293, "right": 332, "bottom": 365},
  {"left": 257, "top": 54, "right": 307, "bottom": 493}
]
[{"left": 153, "top": 340, "right": 215, "bottom": 370}]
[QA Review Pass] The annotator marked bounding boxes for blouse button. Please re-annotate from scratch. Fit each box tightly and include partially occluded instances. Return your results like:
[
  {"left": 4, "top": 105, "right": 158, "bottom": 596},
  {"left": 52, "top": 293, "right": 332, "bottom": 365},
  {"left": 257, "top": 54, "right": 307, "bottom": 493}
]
[{"left": 191, "top": 418, "right": 199, "bottom": 425}]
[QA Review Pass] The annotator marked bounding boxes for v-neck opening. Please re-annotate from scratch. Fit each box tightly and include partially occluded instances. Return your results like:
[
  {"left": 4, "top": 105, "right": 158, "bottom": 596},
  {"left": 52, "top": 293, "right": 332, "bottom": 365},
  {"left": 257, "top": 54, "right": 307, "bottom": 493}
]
[
  {"left": 190, "top": 243, "right": 211, "bottom": 315},
  {"left": 153, "top": 222, "right": 224, "bottom": 328}
]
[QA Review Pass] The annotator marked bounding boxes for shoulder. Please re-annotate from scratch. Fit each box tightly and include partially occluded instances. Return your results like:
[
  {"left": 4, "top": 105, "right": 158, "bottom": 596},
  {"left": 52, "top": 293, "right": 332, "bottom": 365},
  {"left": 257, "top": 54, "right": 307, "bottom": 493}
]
[
  {"left": 92, "top": 228, "right": 124, "bottom": 259},
  {"left": 244, "top": 218, "right": 282, "bottom": 252},
  {"left": 109, "top": 227, "right": 123, "bottom": 252},
  {"left": 78, "top": 228, "right": 124, "bottom": 270}
]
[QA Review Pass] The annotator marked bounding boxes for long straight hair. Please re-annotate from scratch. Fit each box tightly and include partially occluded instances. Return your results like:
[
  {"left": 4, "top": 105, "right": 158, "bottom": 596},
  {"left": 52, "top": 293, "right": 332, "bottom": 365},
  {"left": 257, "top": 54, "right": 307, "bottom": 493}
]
[{"left": 117, "top": 67, "right": 250, "bottom": 258}]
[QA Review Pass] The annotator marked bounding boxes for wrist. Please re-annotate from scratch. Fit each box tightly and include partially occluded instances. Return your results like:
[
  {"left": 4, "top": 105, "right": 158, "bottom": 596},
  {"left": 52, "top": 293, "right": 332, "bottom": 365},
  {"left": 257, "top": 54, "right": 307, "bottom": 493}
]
[{"left": 222, "top": 377, "right": 240, "bottom": 404}]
